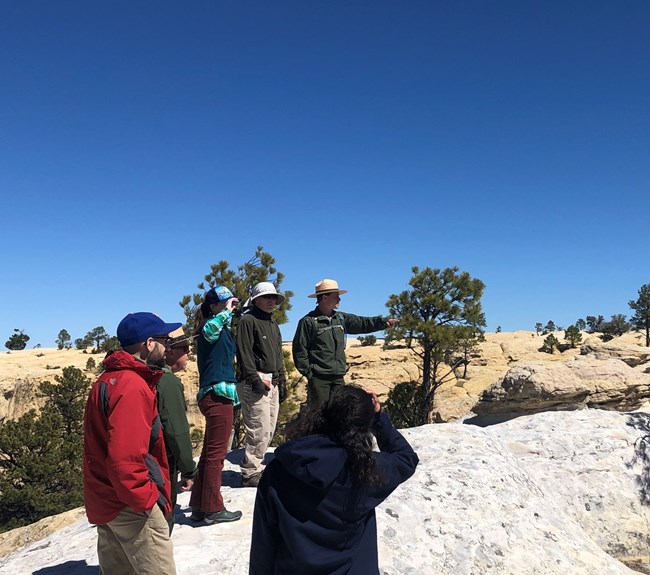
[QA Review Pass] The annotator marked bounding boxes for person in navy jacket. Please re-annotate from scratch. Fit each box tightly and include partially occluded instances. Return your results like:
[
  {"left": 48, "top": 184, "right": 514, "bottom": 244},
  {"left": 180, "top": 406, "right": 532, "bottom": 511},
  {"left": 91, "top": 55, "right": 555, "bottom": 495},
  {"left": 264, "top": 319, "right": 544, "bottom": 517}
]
[{"left": 249, "top": 385, "right": 419, "bottom": 575}]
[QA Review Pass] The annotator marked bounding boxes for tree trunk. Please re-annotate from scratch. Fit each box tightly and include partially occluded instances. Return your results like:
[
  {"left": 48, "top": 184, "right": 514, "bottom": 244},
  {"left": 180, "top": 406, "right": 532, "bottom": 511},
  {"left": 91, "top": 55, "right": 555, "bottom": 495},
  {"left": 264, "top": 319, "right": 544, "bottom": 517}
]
[{"left": 422, "top": 348, "right": 436, "bottom": 424}]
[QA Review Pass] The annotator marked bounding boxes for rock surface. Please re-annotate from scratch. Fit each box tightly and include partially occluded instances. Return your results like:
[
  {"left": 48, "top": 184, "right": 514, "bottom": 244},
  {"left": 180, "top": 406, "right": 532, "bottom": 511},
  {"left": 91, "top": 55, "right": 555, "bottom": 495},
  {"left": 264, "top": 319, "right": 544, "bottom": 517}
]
[
  {"left": 1, "top": 409, "right": 648, "bottom": 574},
  {"left": 581, "top": 339, "right": 650, "bottom": 368},
  {"left": 474, "top": 356, "right": 650, "bottom": 416}
]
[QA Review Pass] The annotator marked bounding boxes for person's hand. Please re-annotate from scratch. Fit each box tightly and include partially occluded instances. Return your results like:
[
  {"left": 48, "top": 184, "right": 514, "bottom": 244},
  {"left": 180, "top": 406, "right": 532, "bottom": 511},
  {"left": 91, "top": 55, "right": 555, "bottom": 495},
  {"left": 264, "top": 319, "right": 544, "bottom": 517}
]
[
  {"left": 385, "top": 318, "right": 399, "bottom": 328},
  {"left": 368, "top": 391, "right": 381, "bottom": 413},
  {"left": 180, "top": 478, "right": 194, "bottom": 491},
  {"left": 251, "top": 377, "right": 267, "bottom": 394},
  {"left": 225, "top": 297, "right": 240, "bottom": 312}
]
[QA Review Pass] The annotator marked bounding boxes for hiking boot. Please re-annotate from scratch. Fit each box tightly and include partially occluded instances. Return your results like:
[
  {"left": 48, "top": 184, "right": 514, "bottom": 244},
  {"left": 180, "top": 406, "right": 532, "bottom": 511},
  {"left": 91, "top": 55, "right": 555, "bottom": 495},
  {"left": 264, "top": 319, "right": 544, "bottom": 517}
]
[
  {"left": 242, "top": 472, "right": 263, "bottom": 488},
  {"left": 203, "top": 509, "right": 242, "bottom": 524},
  {"left": 190, "top": 509, "right": 206, "bottom": 522}
]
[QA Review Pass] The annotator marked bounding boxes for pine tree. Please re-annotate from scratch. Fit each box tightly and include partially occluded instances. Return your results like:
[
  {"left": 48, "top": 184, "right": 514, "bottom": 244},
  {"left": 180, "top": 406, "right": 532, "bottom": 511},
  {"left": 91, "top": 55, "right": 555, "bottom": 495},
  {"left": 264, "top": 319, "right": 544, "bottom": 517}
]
[
  {"left": 179, "top": 245, "right": 293, "bottom": 330},
  {"left": 564, "top": 325, "right": 582, "bottom": 348},
  {"left": 543, "top": 320, "right": 556, "bottom": 335},
  {"left": 629, "top": 284, "right": 650, "bottom": 347},
  {"left": 541, "top": 334, "right": 560, "bottom": 354},
  {"left": 0, "top": 367, "right": 92, "bottom": 531},
  {"left": 55, "top": 329, "right": 72, "bottom": 350},
  {"left": 386, "top": 266, "right": 486, "bottom": 424}
]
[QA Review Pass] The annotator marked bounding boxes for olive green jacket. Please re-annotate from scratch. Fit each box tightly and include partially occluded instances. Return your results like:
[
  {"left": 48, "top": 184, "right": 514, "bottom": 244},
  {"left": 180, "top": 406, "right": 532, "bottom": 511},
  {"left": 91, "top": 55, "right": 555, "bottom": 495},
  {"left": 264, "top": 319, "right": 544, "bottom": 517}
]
[
  {"left": 236, "top": 305, "right": 286, "bottom": 386},
  {"left": 156, "top": 368, "right": 197, "bottom": 480},
  {"left": 292, "top": 309, "right": 388, "bottom": 378}
]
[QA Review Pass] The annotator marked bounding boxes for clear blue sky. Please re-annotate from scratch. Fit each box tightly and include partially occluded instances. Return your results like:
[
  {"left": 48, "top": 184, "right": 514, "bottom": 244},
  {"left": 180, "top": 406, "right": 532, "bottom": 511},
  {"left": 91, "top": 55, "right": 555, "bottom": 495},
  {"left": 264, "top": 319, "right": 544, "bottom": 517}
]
[{"left": 1, "top": 1, "right": 649, "bottom": 347}]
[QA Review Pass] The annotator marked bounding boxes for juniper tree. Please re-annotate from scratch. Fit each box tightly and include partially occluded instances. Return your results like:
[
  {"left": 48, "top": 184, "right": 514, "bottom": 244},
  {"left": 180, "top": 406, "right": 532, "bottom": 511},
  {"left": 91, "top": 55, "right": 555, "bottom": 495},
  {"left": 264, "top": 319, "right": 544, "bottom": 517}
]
[
  {"left": 386, "top": 266, "right": 486, "bottom": 424},
  {"left": 4, "top": 329, "right": 30, "bottom": 350}
]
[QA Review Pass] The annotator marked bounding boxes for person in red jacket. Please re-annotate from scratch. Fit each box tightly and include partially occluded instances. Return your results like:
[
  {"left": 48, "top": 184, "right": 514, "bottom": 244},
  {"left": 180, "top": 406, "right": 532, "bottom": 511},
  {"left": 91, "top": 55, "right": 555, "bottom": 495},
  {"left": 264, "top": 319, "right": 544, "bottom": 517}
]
[{"left": 83, "top": 312, "right": 182, "bottom": 575}]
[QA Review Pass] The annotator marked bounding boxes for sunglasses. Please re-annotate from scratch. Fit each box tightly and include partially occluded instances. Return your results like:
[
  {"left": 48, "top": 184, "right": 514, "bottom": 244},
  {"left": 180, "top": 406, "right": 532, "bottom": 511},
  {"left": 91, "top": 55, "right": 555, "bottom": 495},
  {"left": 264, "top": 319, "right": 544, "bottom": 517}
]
[{"left": 258, "top": 294, "right": 279, "bottom": 301}]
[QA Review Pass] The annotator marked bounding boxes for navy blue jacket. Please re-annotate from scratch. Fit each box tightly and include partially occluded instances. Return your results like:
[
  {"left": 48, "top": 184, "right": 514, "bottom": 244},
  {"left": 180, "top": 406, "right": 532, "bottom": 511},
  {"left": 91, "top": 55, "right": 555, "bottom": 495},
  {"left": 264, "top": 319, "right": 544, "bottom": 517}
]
[{"left": 249, "top": 412, "right": 419, "bottom": 575}]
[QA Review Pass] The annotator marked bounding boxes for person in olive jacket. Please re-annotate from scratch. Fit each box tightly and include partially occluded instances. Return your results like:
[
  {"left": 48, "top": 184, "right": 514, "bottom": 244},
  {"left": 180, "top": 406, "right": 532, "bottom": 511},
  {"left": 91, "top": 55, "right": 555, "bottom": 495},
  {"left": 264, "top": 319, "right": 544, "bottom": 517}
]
[
  {"left": 249, "top": 385, "right": 418, "bottom": 575},
  {"left": 155, "top": 327, "right": 198, "bottom": 533},
  {"left": 292, "top": 279, "right": 398, "bottom": 408},
  {"left": 236, "top": 282, "right": 287, "bottom": 487}
]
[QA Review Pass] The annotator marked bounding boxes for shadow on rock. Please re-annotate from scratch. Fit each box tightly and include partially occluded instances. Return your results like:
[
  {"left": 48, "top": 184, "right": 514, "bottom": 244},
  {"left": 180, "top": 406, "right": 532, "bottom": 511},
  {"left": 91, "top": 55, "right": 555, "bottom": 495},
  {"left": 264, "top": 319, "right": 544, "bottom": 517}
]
[
  {"left": 33, "top": 560, "right": 95, "bottom": 574},
  {"left": 626, "top": 412, "right": 650, "bottom": 505}
]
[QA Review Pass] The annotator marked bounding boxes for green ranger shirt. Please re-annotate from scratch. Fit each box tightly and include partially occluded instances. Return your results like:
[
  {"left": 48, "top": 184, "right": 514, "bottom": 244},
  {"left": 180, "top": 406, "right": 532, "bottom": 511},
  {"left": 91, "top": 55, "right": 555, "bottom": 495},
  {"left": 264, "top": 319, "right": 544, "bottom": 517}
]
[{"left": 292, "top": 309, "right": 388, "bottom": 378}]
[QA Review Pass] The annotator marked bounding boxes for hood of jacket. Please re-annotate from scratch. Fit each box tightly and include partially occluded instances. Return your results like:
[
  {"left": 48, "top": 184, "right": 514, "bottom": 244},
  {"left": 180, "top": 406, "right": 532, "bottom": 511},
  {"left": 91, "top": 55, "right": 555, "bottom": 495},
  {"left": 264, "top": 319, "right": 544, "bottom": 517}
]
[
  {"left": 101, "top": 350, "right": 163, "bottom": 389},
  {"left": 274, "top": 433, "right": 348, "bottom": 490}
]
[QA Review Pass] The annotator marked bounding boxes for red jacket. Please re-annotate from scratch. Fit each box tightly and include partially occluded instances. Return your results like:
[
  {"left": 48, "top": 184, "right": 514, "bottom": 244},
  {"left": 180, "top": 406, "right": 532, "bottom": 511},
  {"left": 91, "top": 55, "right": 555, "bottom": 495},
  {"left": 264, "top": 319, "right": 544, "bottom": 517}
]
[{"left": 83, "top": 350, "right": 172, "bottom": 525}]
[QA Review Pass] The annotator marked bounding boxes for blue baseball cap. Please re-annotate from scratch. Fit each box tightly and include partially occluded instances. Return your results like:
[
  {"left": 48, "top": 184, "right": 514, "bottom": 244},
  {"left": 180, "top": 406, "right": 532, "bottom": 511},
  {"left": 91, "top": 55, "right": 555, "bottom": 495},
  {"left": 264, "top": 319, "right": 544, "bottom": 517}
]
[{"left": 116, "top": 312, "right": 183, "bottom": 348}]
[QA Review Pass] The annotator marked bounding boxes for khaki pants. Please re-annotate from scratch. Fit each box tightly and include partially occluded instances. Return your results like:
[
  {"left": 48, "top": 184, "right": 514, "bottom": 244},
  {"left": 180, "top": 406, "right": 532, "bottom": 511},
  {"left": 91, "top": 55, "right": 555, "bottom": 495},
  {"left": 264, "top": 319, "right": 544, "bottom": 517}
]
[
  {"left": 238, "top": 382, "right": 279, "bottom": 480},
  {"left": 97, "top": 505, "right": 176, "bottom": 575}
]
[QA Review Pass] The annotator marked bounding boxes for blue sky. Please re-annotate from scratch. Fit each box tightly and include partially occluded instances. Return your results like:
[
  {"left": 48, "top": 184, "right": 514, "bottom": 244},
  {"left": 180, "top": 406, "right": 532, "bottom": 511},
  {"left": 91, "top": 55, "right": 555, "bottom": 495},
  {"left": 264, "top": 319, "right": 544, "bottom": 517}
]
[{"left": 1, "top": 1, "right": 649, "bottom": 347}]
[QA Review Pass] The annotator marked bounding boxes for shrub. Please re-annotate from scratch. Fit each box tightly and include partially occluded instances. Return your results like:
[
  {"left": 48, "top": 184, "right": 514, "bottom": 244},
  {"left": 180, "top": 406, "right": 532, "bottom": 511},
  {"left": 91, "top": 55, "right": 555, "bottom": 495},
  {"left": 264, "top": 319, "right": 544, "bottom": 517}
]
[
  {"left": 383, "top": 381, "right": 427, "bottom": 428},
  {"left": 358, "top": 335, "right": 377, "bottom": 347}
]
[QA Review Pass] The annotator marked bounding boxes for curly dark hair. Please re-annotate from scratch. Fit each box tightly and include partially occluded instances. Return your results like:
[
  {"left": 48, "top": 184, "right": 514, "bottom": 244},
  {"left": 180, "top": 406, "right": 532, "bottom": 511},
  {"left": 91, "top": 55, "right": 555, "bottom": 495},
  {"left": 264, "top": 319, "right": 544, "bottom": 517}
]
[{"left": 289, "top": 386, "right": 382, "bottom": 486}]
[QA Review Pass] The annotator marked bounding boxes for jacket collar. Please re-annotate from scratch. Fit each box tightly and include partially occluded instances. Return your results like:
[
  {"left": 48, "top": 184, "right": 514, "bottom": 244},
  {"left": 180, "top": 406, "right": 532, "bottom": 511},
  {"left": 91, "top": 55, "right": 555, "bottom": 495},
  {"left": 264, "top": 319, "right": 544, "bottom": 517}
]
[{"left": 102, "top": 350, "right": 164, "bottom": 387}]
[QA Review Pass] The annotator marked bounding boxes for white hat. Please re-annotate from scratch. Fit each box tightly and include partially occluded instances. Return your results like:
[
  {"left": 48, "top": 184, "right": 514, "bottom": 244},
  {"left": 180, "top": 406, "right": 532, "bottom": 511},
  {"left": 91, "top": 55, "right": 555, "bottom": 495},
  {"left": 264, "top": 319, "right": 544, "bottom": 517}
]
[
  {"left": 308, "top": 278, "right": 348, "bottom": 298},
  {"left": 245, "top": 282, "right": 286, "bottom": 308}
]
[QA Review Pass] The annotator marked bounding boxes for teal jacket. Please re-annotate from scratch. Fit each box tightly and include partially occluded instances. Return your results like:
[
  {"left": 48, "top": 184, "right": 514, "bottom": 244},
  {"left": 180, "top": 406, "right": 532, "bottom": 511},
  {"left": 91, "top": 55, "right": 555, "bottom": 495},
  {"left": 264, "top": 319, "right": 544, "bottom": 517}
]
[{"left": 292, "top": 309, "right": 387, "bottom": 378}]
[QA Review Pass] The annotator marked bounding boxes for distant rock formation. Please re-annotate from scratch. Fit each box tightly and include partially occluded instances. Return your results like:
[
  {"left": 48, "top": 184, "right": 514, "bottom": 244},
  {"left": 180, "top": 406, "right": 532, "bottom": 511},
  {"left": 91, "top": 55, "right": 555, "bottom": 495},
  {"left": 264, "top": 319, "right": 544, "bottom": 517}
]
[
  {"left": 473, "top": 355, "right": 650, "bottom": 417},
  {"left": 580, "top": 337, "right": 650, "bottom": 368},
  {"left": 1, "top": 409, "right": 648, "bottom": 574}
]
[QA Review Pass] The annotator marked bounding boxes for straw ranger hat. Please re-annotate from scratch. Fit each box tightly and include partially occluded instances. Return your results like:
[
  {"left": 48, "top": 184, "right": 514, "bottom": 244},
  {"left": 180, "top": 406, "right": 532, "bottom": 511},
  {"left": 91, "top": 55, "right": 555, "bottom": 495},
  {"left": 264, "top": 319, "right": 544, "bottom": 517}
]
[
  {"left": 166, "top": 327, "right": 194, "bottom": 348},
  {"left": 308, "top": 279, "right": 348, "bottom": 298}
]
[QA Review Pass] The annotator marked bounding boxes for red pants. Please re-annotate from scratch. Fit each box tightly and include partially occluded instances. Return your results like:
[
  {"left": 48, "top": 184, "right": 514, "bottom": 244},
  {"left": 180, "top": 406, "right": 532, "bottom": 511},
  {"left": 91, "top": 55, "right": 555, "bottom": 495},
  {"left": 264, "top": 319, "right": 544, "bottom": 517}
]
[{"left": 189, "top": 392, "right": 233, "bottom": 513}]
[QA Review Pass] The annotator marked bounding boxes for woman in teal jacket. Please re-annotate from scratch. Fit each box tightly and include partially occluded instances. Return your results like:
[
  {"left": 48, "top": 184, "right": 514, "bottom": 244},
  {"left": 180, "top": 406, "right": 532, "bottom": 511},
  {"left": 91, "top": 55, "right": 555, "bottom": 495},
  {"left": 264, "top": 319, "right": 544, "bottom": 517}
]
[{"left": 189, "top": 286, "right": 242, "bottom": 525}]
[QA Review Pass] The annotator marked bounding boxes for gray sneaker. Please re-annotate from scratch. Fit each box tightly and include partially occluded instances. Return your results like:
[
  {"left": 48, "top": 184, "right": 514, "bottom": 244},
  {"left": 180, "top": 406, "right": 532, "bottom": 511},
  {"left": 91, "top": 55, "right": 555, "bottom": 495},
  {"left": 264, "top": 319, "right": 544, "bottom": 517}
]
[{"left": 203, "top": 509, "right": 242, "bottom": 524}]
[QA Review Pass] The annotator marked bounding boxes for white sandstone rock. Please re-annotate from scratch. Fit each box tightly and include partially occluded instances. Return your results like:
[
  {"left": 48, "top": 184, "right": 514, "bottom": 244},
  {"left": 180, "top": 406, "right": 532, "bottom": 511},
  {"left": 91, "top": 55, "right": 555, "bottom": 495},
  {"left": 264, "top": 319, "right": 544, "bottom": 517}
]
[{"left": 0, "top": 409, "right": 647, "bottom": 574}]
